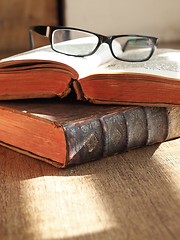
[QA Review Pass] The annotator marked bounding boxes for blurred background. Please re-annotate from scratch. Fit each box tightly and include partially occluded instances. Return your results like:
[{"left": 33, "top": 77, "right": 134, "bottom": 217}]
[{"left": 0, "top": 0, "right": 180, "bottom": 59}]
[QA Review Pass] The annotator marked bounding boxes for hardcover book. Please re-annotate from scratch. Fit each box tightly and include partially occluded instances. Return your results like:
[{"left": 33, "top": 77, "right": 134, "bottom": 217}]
[
  {"left": 0, "top": 44, "right": 180, "bottom": 106},
  {"left": 0, "top": 99, "right": 179, "bottom": 168}
]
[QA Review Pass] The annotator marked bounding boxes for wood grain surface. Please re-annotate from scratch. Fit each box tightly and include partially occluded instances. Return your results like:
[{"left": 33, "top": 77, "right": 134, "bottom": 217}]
[
  {"left": 0, "top": 0, "right": 58, "bottom": 58},
  {"left": 0, "top": 138, "right": 179, "bottom": 240}
]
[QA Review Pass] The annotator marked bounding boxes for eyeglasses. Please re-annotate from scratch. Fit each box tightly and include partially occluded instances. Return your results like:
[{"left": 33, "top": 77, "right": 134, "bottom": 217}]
[{"left": 29, "top": 25, "right": 158, "bottom": 62}]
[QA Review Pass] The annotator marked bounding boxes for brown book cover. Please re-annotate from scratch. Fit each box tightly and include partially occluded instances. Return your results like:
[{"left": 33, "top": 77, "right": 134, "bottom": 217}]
[
  {"left": 0, "top": 45, "right": 180, "bottom": 106},
  {"left": 0, "top": 99, "right": 179, "bottom": 168}
]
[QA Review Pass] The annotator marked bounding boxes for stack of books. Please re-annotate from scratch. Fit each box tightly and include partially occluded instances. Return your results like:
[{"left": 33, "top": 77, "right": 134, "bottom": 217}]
[{"left": 0, "top": 43, "right": 180, "bottom": 168}]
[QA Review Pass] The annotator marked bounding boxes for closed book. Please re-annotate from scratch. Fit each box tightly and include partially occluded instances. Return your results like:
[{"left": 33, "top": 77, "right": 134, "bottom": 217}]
[{"left": 0, "top": 99, "right": 179, "bottom": 168}]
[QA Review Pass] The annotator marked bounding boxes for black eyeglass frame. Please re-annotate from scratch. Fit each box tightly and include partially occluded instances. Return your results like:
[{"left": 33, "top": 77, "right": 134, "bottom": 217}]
[{"left": 29, "top": 25, "right": 158, "bottom": 62}]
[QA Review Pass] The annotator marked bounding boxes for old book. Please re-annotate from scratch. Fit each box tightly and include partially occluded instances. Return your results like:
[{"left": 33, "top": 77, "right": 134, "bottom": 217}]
[
  {"left": 0, "top": 99, "right": 179, "bottom": 168},
  {"left": 0, "top": 44, "right": 180, "bottom": 106}
]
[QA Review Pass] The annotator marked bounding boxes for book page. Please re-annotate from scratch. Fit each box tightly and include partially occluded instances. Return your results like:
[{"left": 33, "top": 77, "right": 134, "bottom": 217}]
[
  {"left": 92, "top": 49, "right": 180, "bottom": 80},
  {"left": 0, "top": 43, "right": 114, "bottom": 79}
]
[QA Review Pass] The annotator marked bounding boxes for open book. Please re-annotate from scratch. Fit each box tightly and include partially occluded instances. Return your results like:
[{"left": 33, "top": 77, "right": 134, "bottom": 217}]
[{"left": 0, "top": 44, "right": 180, "bottom": 106}]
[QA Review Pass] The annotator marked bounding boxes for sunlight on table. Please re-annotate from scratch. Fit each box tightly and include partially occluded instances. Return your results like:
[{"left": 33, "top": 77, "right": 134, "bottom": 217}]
[
  {"left": 152, "top": 138, "right": 180, "bottom": 189},
  {"left": 19, "top": 174, "right": 115, "bottom": 239}
]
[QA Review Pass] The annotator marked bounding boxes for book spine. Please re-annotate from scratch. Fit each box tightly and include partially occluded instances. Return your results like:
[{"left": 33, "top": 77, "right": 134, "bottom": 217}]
[
  {"left": 166, "top": 107, "right": 180, "bottom": 140},
  {"left": 64, "top": 107, "right": 171, "bottom": 166},
  {"left": 64, "top": 119, "right": 104, "bottom": 165},
  {"left": 101, "top": 107, "right": 168, "bottom": 157}
]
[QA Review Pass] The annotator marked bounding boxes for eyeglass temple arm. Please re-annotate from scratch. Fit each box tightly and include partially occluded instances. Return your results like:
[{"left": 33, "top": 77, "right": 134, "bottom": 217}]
[
  {"left": 29, "top": 26, "right": 50, "bottom": 50},
  {"left": 122, "top": 38, "right": 150, "bottom": 52},
  {"left": 29, "top": 29, "right": 34, "bottom": 50}
]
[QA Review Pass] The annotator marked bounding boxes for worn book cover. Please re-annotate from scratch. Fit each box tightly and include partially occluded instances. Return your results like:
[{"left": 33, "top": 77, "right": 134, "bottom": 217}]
[{"left": 0, "top": 99, "right": 179, "bottom": 168}]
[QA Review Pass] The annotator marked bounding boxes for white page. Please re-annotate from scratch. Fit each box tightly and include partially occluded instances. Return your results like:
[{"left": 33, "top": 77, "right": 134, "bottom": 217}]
[
  {"left": 1, "top": 43, "right": 114, "bottom": 79},
  {"left": 93, "top": 49, "right": 180, "bottom": 80}
]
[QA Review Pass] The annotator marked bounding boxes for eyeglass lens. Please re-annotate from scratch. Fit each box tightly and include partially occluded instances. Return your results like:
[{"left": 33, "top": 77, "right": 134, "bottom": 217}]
[
  {"left": 112, "top": 36, "right": 154, "bottom": 61},
  {"left": 52, "top": 29, "right": 99, "bottom": 56}
]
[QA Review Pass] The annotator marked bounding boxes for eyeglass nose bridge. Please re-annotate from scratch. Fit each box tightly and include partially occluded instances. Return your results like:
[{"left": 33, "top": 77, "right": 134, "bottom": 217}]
[
  {"left": 98, "top": 35, "right": 113, "bottom": 55},
  {"left": 98, "top": 35, "right": 115, "bottom": 57},
  {"left": 99, "top": 35, "right": 112, "bottom": 45}
]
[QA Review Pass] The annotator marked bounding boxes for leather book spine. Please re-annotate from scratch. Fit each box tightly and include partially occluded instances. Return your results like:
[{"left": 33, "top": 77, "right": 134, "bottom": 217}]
[
  {"left": 101, "top": 107, "right": 168, "bottom": 157},
  {"left": 166, "top": 107, "right": 180, "bottom": 140},
  {"left": 144, "top": 107, "right": 168, "bottom": 145},
  {"left": 63, "top": 107, "right": 175, "bottom": 166},
  {"left": 63, "top": 118, "right": 104, "bottom": 165}
]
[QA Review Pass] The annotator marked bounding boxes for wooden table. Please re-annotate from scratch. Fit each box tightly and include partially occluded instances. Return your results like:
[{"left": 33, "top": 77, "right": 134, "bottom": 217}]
[{"left": 0, "top": 138, "right": 179, "bottom": 240}]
